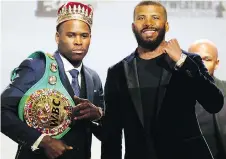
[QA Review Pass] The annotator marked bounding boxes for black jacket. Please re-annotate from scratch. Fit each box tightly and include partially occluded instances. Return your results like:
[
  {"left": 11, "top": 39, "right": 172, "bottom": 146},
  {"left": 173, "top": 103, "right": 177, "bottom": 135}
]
[
  {"left": 101, "top": 51, "right": 224, "bottom": 159},
  {"left": 196, "top": 77, "right": 226, "bottom": 159}
]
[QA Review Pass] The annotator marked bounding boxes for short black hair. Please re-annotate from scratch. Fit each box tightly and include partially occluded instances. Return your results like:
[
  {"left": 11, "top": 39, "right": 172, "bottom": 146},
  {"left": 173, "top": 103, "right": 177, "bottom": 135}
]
[
  {"left": 133, "top": 1, "right": 167, "bottom": 21},
  {"left": 56, "top": 23, "right": 62, "bottom": 33}
]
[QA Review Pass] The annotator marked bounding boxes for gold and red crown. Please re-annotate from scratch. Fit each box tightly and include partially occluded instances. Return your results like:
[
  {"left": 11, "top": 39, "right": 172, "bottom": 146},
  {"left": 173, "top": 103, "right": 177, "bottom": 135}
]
[{"left": 57, "top": 2, "right": 93, "bottom": 28}]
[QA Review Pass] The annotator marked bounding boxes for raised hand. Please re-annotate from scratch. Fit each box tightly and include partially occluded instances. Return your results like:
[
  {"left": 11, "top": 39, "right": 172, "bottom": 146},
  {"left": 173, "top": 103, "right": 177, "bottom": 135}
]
[{"left": 163, "top": 39, "right": 182, "bottom": 62}]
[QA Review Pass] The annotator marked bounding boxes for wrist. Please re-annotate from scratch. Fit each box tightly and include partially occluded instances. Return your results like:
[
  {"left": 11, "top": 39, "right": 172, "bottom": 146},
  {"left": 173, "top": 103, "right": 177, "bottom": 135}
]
[
  {"left": 175, "top": 53, "right": 187, "bottom": 70},
  {"left": 93, "top": 107, "right": 103, "bottom": 121},
  {"left": 98, "top": 107, "right": 103, "bottom": 117},
  {"left": 31, "top": 134, "right": 49, "bottom": 151},
  {"left": 175, "top": 53, "right": 182, "bottom": 62},
  {"left": 39, "top": 135, "right": 52, "bottom": 148}
]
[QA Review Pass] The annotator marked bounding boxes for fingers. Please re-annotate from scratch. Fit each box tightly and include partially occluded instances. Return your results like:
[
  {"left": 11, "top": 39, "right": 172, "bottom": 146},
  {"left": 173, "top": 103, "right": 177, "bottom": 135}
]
[
  {"left": 74, "top": 96, "right": 88, "bottom": 103},
  {"left": 46, "top": 149, "right": 63, "bottom": 159},
  {"left": 164, "top": 39, "right": 177, "bottom": 50},
  {"left": 47, "top": 145, "right": 72, "bottom": 159},
  {"left": 64, "top": 102, "right": 91, "bottom": 112},
  {"left": 73, "top": 106, "right": 91, "bottom": 120},
  {"left": 65, "top": 97, "right": 99, "bottom": 121},
  {"left": 44, "top": 139, "right": 73, "bottom": 159},
  {"left": 74, "top": 113, "right": 90, "bottom": 120},
  {"left": 168, "top": 38, "right": 177, "bottom": 42},
  {"left": 73, "top": 106, "right": 100, "bottom": 120},
  {"left": 167, "top": 39, "right": 179, "bottom": 46},
  {"left": 64, "top": 96, "right": 89, "bottom": 111},
  {"left": 64, "top": 100, "right": 94, "bottom": 120},
  {"left": 46, "top": 151, "right": 56, "bottom": 159},
  {"left": 79, "top": 108, "right": 92, "bottom": 115},
  {"left": 65, "top": 145, "right": 73, "bottom": 150},
  {"left": 73, "top": 103, "right": 90, "bottom": 112}
]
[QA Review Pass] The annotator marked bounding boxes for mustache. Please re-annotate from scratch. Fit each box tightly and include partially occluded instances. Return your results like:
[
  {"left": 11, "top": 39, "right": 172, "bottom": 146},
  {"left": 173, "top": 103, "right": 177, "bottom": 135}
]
[{"left": 133, "top": 25, "right": 166, "bottom": 51}]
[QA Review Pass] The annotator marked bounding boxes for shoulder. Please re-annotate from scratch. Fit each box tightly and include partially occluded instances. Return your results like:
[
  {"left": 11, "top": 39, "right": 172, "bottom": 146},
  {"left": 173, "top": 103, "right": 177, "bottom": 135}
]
[
  {"left": 8, "top": 52, "right": 47, "bottom": 92},
  {"left": 83, "top": 66, "right": 99, "bottom": 79},
  {"left": 182, "top": 50, "right": 200, "bottom": 59},
  {"left": 13, "top": 52, "right": 47, "bottom": 82},
  {"left": 83, "top": 66, "right": 103, "bottom": 87},
  {"left": 108, "top": 52, "right": 135, "bottom": 72},
  {"left": 108, "top": 61, "right": 124, "bottom": 73},
  {"left": 182, "top": 50, "right": 205, "bottom": 68},
  {"left": 214, "top": 77, "right": 226, "bottom": 96},
  {"left": 19, "top": 52, "right": 46, "bottom": 70}
]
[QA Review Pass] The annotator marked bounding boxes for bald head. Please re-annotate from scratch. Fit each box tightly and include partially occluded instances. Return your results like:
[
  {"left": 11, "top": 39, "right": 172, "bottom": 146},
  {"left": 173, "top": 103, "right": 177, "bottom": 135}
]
[
  {"left": 188, "top": 39, "right": 218, "bottom": 60},
  {"left": 188, "top": 39, "right": 219, "bottom": 76}
]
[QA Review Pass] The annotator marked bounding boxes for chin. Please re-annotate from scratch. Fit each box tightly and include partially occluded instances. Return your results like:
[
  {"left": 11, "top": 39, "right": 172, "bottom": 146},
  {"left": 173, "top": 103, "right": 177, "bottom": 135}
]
[
  {"left": 71, "top": 57, "right": 83, "bottom": 62},
  {"left": 141, "top": 36, "right": 154, "bottom": 42},
  {"left": 72, "top": 53, "right": 84, "bottom": 57},
  {"left": 142, "top": 39, "right": 155, "bottom": 44}
]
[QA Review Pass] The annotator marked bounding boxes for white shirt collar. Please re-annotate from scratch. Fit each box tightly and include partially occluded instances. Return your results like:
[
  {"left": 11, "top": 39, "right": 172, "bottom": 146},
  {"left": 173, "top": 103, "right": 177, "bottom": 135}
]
[{"left": 59, "top": 53, "right": 82, "bottom": 73}]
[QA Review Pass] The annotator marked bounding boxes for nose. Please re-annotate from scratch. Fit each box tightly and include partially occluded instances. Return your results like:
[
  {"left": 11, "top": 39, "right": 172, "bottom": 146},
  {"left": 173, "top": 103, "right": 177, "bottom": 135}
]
[
  {"left": 74, "top": 36, "right": 82, "bottom": 45},
  {"left": 144, "top": 17, "right": 153, "bottom": 27}
]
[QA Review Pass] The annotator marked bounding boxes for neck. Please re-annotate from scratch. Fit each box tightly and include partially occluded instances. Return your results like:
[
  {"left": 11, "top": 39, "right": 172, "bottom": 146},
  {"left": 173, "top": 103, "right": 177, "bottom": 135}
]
[
  {"left": 71, "top": 61, "right": 82, "bottom": 68},
  {"left": 137, "top": 40, "right": 167, "bottom": 60},
  {"left": 59, "top": 52, "right": 82, "bottom": 68},
  {"left": 211, "top": 74, "right": 215, "bottom": 78}
]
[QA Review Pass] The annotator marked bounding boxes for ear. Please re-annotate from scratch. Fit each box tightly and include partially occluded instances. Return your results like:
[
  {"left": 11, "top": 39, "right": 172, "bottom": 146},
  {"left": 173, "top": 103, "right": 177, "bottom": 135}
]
[
  {"left": 55, "top": 32, "right": 60, "bottom": 44},
  {"left": 132, "top": 23, "right": 135, "bottom": 33},
  {"left": 165, "top": 21, "right": 169, "bottom": 32},
  {"left": 214, "top": 59, "right": 220, "bottom": 70}
]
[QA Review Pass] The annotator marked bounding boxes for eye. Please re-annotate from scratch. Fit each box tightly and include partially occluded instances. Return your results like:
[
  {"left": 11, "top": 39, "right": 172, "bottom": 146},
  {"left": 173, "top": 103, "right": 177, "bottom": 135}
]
[
  {"left": 153, "top": 16, "right": 160, "bottom": 20},
  {"left": 67, "top": 33, "right": 74, "bottom": 38},
  {"left": 137, "top": 16, "right": 145, "bottom": 20},
  {"left": 203, "top": 57, "right": 212, "bottom": 61},
  {"left": 81, "top": 33, "right": 89, "bottom": 38}
]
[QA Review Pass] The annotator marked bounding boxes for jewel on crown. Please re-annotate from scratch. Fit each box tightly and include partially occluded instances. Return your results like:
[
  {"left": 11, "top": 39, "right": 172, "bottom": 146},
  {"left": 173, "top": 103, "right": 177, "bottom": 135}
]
[
  {"left": 58, "top": 4, "right": 92, "bottom": 19},
  {"left": 56, "top": 2, "right": 93, "bottom": 27}
]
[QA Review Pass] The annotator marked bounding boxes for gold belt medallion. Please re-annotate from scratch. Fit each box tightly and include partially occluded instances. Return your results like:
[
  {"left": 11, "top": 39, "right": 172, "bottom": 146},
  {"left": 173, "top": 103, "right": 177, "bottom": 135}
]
[{"left": 24, "top": 88, "right": 72, "bottom": 136}]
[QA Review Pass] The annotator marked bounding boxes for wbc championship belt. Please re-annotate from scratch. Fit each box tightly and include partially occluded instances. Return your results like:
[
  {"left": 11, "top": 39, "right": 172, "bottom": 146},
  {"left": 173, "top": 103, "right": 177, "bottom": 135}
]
[{"left": 11, "top": 51, "right": 75, "bottom": 139}]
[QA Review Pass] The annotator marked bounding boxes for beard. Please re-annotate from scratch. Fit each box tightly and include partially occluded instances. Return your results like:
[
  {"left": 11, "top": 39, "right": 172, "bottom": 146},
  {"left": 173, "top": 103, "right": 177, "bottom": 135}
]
[{"left": 133, "top": 26, "right": 166, "bottom": 51}]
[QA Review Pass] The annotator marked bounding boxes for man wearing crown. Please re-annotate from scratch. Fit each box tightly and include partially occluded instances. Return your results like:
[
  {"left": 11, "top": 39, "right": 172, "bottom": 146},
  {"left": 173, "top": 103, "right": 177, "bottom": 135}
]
[{"left": 1, "top": 2, "right": 104, "bottom": 159}]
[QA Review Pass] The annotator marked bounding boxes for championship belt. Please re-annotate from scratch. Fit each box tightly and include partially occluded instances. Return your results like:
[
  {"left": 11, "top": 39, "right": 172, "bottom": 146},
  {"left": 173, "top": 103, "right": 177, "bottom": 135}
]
[{"left": 11, "top": 51, "right": 75, "bottom": 139}]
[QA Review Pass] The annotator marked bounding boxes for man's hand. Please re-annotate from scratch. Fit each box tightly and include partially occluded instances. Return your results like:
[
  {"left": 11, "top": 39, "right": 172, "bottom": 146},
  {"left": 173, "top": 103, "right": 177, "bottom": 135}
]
[
  {"left": 163, "top": 39, "right": 182, "bottom": 62},
  {"left": 39, "top": 136, "right": 73, "bottom": 159},
  {"left": 70, "top": 96, "right": 103, "bottom": 121}
]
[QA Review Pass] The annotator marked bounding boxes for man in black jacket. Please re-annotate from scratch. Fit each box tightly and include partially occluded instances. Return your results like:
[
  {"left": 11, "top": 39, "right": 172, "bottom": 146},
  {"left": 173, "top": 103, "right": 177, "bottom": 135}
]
[
  {"left": 189, "top": 39, "right": 226, "bottom": 159},
  {"left": 101, "top": 1, "right": 224, "bottom": 159}
]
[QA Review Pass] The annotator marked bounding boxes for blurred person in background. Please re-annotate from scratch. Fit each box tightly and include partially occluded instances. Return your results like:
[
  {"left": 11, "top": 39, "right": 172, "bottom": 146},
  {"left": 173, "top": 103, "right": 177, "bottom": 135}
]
[{"left": 189, "top": 39, "right": 226, "bottom": 159}]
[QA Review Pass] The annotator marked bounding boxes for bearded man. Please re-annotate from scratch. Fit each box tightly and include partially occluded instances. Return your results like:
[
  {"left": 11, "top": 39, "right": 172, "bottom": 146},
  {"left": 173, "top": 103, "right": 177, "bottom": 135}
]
[{"left": 101, "top": 1, "right": 224, "bottom": 159}]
